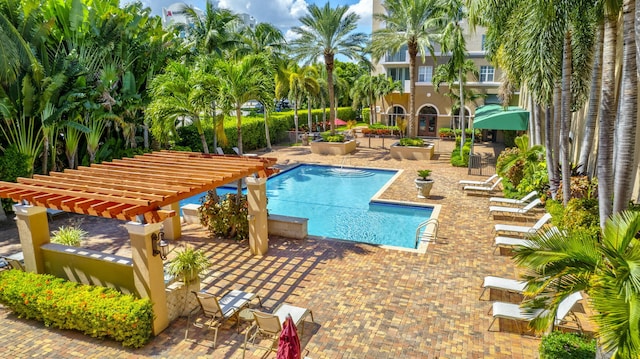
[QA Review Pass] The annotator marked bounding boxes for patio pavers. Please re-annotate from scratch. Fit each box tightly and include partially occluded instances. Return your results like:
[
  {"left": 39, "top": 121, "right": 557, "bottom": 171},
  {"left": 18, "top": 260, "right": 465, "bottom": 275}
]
[{"left": 0, "top": 139, "right": 558, "bottom": 358}]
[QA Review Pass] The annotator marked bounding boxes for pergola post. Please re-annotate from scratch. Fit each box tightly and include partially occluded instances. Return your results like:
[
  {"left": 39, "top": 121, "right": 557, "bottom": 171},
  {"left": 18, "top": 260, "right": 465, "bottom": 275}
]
[
  {"left": 246, "top": 177, "right": 268, "bottom": 256},
  {"left": 161, "top": 202, "right": 181, "bottom": 240},
  {"left": 13, "top": 204, "right": 50, "bottom": 273},
  {"left": 125, "top": 221, "right": 169, "bottom": 335}
]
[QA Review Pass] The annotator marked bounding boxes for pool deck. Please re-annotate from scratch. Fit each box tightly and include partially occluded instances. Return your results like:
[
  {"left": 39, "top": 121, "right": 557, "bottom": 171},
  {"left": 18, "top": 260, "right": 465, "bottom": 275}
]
[{"left": 0, "top": 138, "right": 592, "bottom": 358}]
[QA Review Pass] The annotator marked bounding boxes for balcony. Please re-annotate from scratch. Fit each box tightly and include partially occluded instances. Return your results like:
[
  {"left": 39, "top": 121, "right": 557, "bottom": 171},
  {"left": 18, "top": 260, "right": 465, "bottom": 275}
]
[{"left": 383, "top": 50, "right": 408, "bottom": 64}]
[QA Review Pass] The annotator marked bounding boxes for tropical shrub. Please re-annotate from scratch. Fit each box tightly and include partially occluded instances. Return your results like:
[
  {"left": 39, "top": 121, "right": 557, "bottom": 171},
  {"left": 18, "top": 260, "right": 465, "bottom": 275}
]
[
  {"left": 0, "top": 145, "right": 31, "bottom": 214},
  {"left": 399, "top": 137, "right": 424, "bottom": 146},
  {"left": 198, "top": 192, "right": 250, "bottom": 241},
  {"left": 439, "top": 127, "right": 453, "bottom": 137},
  {"left": 450, "top": 138, "right": 472, "bottom": 167},
  {"left": 555, "top": 175, "right": 598, "bottom": 201},
  {"left": 320, "top": 132, "right": 345, "bottom": 142},
  {"left": 497, "top": 135, "right": 548, "bottom": 199},
  {"left": 546, "top": 198, "right": 600, "bottom": 237},
  {"left": 0, "top": 271, "right": 153, "bottom": 348},
  {"left": 539, "top": 331, "right": 596, "bottom": 359},
  {"left": 51, "top": 225, "right": 88, "bottom": 247}
]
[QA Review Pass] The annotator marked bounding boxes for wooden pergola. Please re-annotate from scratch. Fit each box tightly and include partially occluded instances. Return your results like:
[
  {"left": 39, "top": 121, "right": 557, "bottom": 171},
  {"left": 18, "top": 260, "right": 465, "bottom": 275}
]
[{"left": 0, "top": 151, "right": 277, "bottom": 223}]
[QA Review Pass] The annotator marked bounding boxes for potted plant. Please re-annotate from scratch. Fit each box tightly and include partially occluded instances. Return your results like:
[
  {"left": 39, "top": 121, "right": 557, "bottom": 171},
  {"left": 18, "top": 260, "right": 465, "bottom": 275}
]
[
  {"left": 166, "top": 246, "right": 211, "bottom": 285},
  {"left": 415, "top": 169, "right": 434, "bottom": 198}
]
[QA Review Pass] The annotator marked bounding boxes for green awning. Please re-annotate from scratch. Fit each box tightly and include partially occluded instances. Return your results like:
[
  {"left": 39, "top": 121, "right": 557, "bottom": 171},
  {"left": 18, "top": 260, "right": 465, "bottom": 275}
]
[{"left": 473, "top": 104, "right": 529, "bottom": 130}]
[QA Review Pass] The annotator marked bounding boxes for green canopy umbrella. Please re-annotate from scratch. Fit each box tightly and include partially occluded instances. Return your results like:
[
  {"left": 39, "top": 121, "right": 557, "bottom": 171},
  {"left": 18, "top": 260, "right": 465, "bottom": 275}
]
[{"left": 472, "top": 104, "right": 529, "bottom": 131}]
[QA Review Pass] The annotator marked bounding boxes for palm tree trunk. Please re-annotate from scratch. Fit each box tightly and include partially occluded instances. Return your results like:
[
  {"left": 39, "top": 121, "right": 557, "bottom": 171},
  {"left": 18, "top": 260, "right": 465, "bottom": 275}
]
[
  {"left": 613, "top": 0, "right": 638, "bottom": 213},
  {"left": 578, "top": 22, "right": 603, "bottom": 171},
  {"left": 293, "top": 94, "right": 299, "bottom": 142},
  {"left": 552, "top": 83, "right": 562, "bottom": 196},
  {"left": 235, "top": 107, "right": 243, "bottom": 154},
  {"left": 534, "top": 102, "right": 543, "bottom": 146},
  {"left": 544, "top": 105, "right": 556, "bottom": 197},
  {"left": 42, "top": 131, "right": 50, "bottom": 175},
  {"left": 263, "top": 105, "right": 272, "bottom": 151},
  {"left": 325, "top": 54, "right": 336, "bottom": 135},
  {"left": 307, "top": 97, "right": 312, "bottom": 132},
  {"left": 143, "top": 123, "right": 150, "bottom": 149},
  {"left": 597, "top": 15, "right": 618, "bottom": 227},
  {"left": 560, "top": 30, "right": 573, "bottom": 206},
  {"left": 408, "top": 43, "right": 418, "bottom": 137},
  {"left": 459, "top": 68, "right": 465, "bottom": 152}
]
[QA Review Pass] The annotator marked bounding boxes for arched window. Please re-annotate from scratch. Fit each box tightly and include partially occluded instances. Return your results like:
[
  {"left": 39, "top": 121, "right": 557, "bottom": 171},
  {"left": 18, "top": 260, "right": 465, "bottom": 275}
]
[{"left": 387, "top": 106, "right": 405, "bottom": 127}]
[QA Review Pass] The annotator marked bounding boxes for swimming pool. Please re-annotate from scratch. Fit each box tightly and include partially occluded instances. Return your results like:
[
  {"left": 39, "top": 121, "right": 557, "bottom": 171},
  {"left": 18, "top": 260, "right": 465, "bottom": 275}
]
[{"left": 181, "top": 164, "right": 433, "bottom": 249}]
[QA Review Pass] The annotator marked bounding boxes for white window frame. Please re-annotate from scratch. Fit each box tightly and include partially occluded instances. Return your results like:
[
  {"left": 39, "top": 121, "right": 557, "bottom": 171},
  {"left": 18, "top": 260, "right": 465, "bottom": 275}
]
[
  {"left": 418, "top": 66, "right": 433, "bottom": 83},
  {"left": 479, "top": 66, "right": 495, "bottom": 82}
]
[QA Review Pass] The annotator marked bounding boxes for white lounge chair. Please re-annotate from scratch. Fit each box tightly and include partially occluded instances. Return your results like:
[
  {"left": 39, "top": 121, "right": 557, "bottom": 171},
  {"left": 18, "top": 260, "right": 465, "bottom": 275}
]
[
  {"left": 458, "top": 174, "right": 499, "bottom": 188},
  {"left": 464, "top": 177, "right": 503, "bottom": 193},
  {"left": 493, "top": 226, "right": 564, "bottom": 255},
  {"left": 489, "top": 190, "right": 538, "bottom": 206},
  {"left": 493, "top": 213, "right": 552, "bottom": 235},
  {"left": 479, "top": 276, "right": 527, "bottom": 300},
  {"left": 233, "top": 147, "right": 258, "bottom": 157},
  {"left": 489, "top": 291, "right": 583, "bottom": 334},
  {"left": 489, "top": 198, "right": 542, "bottom": 217},
  {"left": 216, "top": 147, "right": 225, "bottom": 155}
]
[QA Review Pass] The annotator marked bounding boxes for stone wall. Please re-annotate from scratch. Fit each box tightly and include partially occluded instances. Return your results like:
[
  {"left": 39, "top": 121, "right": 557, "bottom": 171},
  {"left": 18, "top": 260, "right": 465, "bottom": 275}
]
[{"left": 166, "top": 280, "right": 201, "bottom": 322}]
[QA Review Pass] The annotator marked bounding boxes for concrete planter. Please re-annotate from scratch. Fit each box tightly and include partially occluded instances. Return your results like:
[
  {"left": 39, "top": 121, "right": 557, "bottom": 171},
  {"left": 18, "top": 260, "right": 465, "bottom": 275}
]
[
  {"left": 310, "top": 139, "right": 357, "bottom": 155},
  {"left": 390, "top": 143, "right": 435, "bottom": 160},
  {"left": 415, "top": 179, "right": 434, "bottom": 198}
]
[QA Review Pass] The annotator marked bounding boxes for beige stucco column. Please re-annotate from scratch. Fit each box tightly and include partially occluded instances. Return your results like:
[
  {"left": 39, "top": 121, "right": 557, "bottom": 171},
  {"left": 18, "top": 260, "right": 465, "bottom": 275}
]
[
  {"left": 13, "top": 205, "right": 50, "bottom": 273},
  {"left": 126, "top": 221, "right": 169, "bottom": 335},
  {"left": 161, "top": 203, "right": 180, "bottom": 240},
  {"left": 246, "top": 177, "right": 268, "bottom": 256}
]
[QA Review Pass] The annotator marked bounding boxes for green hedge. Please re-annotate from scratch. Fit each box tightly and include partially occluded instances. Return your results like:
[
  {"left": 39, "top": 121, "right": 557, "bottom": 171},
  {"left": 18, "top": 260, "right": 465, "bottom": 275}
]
[
  {"left": 540, "top": 331, "right": 596, "bottom": 359},
  {"left": 175, "top": 107, "right": 357, "bottom": 152},
  {"left": 0, "top": 270, "right": 153, "bottom": 348}
]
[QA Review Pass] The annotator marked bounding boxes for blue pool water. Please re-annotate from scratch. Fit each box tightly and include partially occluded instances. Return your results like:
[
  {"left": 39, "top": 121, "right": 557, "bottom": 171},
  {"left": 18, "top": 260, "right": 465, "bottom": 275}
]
[{"left": 181, "top": 164, "right": 433, "bottom": 248}]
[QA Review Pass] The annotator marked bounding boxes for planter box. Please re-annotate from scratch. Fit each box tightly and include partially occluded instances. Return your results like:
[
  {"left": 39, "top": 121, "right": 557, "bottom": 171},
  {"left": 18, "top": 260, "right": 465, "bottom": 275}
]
[
  {"left": 390, "top": 143, "right": 435, "bottom": 160},
  {"left": 310, "top": 139, "right": 357, "bottom": 155}
]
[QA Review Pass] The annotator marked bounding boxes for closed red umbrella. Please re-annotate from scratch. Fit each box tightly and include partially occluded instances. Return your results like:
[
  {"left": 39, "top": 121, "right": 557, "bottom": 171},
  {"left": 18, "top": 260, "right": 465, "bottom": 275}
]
[{"left": 277, "top": 315, "right": 301, "bottom": 359}]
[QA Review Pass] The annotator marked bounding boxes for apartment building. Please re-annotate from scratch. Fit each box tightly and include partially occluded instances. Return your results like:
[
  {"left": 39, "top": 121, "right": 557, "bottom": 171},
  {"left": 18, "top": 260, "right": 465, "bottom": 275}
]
[{"left": 372, "top": 1, "right": 505, "bottom": 137}]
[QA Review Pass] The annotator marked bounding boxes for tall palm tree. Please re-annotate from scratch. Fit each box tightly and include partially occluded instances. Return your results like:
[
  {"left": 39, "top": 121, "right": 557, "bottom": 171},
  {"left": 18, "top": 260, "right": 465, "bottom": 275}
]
[
  {"left": 513, "top": 211, "right": 640, "bottom": 357},
  {"left": 377, "top": 76, "right": 403, "bottom": 124},
  {"left": 371, "top": 0, "right": 441, "bottom": 137},
  {"left": 439, "top": 0, "right": 471, "bottom": 150},
  {"left": 290, "top": 3, "right": 367, "bottom": 135},
  {"left": 612, "top": 0, "right": 637, "bottom": 213},
  {"left": 350, "top": 75, "right": 379, "bottom": 125}
]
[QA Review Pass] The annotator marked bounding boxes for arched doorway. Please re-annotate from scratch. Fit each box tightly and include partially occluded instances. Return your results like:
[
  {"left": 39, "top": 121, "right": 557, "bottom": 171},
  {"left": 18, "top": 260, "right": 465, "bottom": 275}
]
[
  {"left": 387, "top": 106, "right": 406, "bottom": 127},
  {"left": 418, "top": 106, "right": 438, "bottom": 137}
]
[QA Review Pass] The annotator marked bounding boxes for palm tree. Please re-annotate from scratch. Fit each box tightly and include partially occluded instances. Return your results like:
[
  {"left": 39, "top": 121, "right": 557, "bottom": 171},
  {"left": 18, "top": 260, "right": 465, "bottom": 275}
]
[
  {"left": 612, "top": 0, "right": 637, "bottom": 213},
  {"left": 377, "top": 76, "right": 403, "bottom": 124},
  {"left": 350, "top": 75, "right": 379, "bottom": 126},
  {"left": 146, "top": 61, "right": 216, "bottom": 153},
  {"left": 181, "top": 3, "right": 242, "bottom": 58},
  {"left": 513, "top": 211, "right": 640, "bottom": 357},
  {"left": 288, "top": 65, "right": 319, "bottom": 141},
  {"left": 371, "top": 0, "right": 441, "bottom": 137},
  {"left": 214, "top": 54, "right": 272, "bottom": 155},
  {"left": 439, "top": 0, "right": 473, "bottom": 151},
  {"left": 290, "top": 3, "right": 367, "bottom": 135}
]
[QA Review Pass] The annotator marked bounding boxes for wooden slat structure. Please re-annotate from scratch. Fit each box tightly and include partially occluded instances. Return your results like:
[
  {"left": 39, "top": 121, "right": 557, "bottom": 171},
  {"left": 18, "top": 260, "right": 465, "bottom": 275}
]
[{"left": 0, "top": 151, "right": 278, "bottom": 223}]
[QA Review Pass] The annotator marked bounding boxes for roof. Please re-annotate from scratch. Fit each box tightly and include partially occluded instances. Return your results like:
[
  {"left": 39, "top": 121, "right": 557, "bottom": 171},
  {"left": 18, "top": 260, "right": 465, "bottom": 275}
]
[
  {"left": 473, "top": 104, "right": 530, "bottom": 131},
  {"left": 0, "top": 151, "right": 277, "bottom": 224}
]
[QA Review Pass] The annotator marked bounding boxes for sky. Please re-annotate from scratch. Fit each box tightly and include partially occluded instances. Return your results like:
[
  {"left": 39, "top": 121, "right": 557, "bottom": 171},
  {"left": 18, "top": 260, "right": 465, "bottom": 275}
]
[{"left": 136, "top": 0, "right": 372, "bottom": 40}]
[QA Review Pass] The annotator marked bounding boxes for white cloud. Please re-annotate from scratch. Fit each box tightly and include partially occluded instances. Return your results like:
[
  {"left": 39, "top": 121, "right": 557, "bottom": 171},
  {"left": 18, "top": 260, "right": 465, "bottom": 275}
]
[{"left": 348, "top": 0, "right": 372, "bottom": 34}]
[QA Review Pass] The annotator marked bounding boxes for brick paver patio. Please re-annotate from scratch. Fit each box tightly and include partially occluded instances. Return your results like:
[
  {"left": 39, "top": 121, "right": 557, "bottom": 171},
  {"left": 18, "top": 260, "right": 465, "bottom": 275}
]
[{"left": 0, "top": 139, "right": 585, "bottom": 358}]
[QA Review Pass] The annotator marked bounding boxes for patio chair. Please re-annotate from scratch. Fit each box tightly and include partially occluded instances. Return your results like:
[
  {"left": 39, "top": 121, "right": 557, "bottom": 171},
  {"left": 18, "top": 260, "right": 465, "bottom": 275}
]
[
  {"left": 489, "top": 190, "right": 538, "bottom": 206},
  {"left": 458, "top": 174, "right": 499, "bottom": 188},
  {"left": 464, "top": 177, "right": 503, "bottom": 193},
  {"left": 46, "top": 208, "right": 67, "bottom": 221},
  {"left": 488, "top": 291, "right": 583, "bottom": 334},
  {"left": 242, "top": 303, "right": 314, "bottom": 359},
  {"left": 493, "top": 213, "right": 552, "bottom": 236},
  {"left": 489, "top": 198, "right": 542, "bottom": 218},
  {"left": 493, "top": 226, "right": 564, "bottom": 255},
  {"left": 216, "top": 147, "right": 224, "bottom": 155},
  {"left": 479, "top": 276, "right": 527, "bottom": 300},
  {"left": 185, "top": 289, "right": 261, "bottom": 348},
  {"left": 233, "top": 147, "right": 258, "bottom": 157},
  {"left": 6, "top": 258, "right": 25, "bottom": 271}
]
